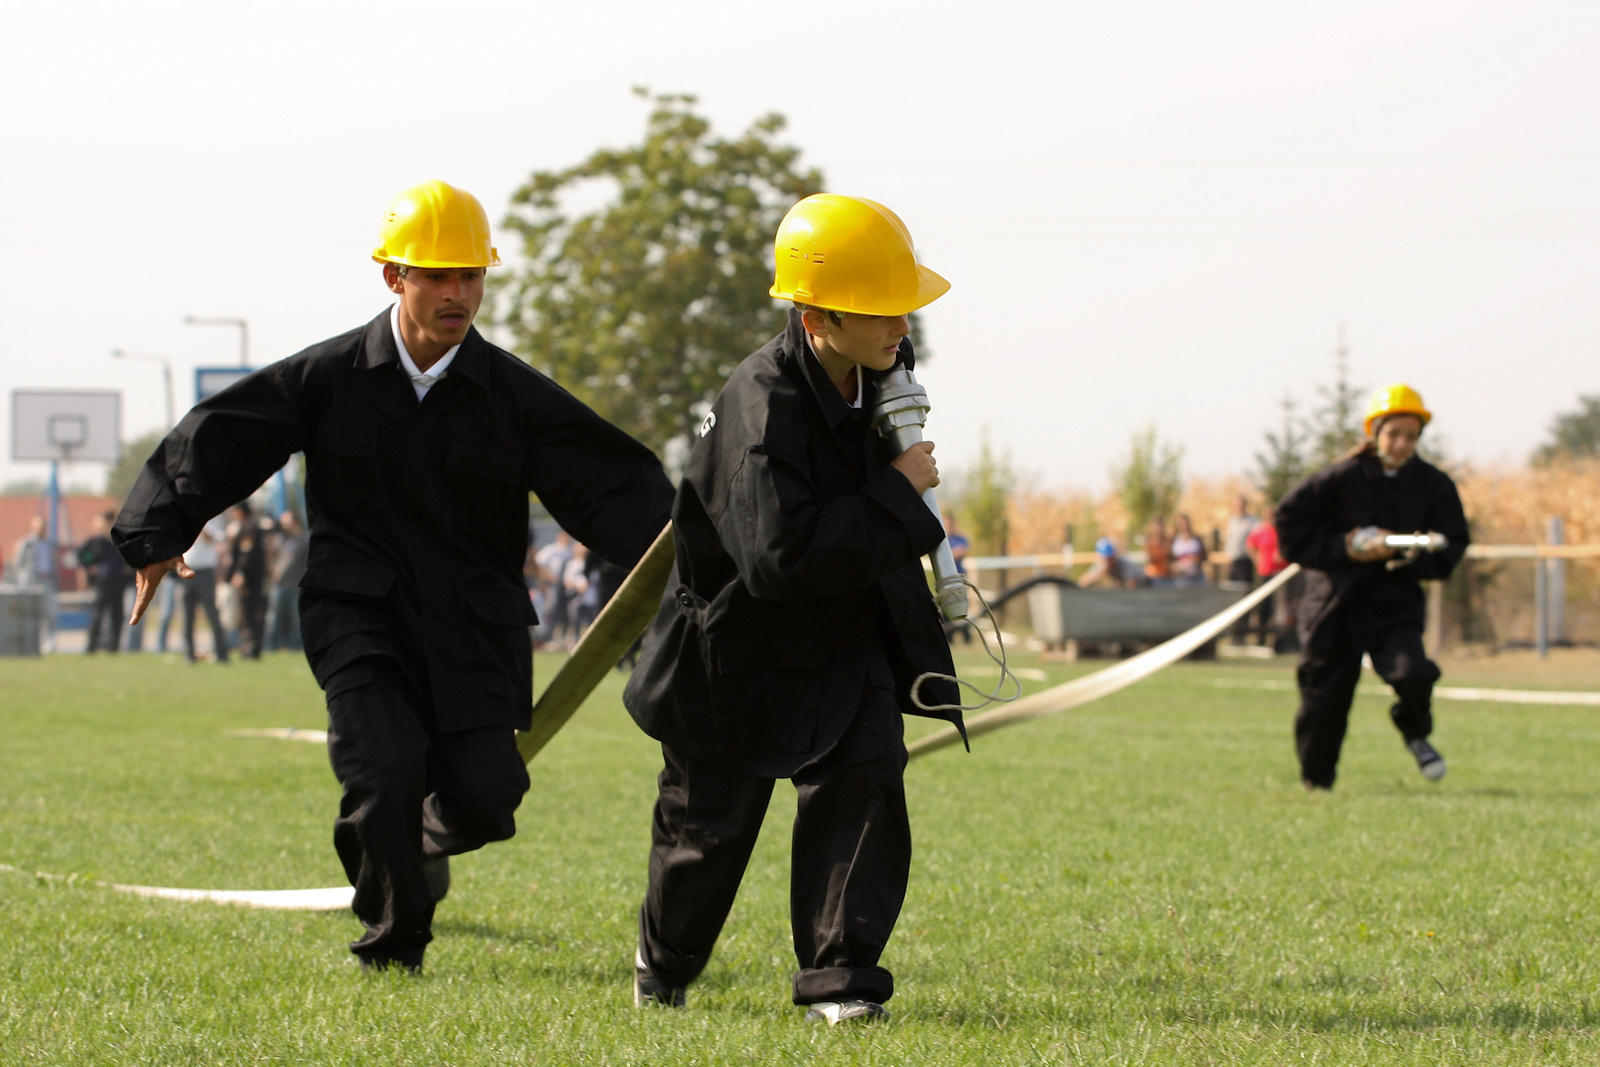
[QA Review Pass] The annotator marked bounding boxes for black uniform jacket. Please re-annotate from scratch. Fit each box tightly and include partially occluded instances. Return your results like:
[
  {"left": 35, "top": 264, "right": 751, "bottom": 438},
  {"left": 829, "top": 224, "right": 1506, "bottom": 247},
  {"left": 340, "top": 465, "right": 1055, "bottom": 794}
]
[
  {"left": 623, "top": 310, "right": 963, "bottom": 778},
  {"left": 114, "top": 311, "right": 674, "bottom": 731},
  {"left": 1275, "top": 450, "right": 1469, "bottom": 635}
]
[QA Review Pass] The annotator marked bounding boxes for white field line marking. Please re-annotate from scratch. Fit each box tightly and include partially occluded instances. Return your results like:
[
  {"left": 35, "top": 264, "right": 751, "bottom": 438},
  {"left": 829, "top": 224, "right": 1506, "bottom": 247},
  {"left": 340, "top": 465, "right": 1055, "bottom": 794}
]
[
  {"left": 1209, "top": 678, "right": 1600, "bottom": 706},
  {"left": 2, "top": 862, "right": 353, "bottom": 911},
  {"left": 228, "top": 728, "right": 329, "bottom": 743}
]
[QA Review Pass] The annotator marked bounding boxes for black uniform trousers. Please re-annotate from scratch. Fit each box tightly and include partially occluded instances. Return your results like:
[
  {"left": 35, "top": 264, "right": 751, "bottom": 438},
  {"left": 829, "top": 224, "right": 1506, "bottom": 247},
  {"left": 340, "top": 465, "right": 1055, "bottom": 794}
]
[
  {"left": 1295, "top": 591, "right": 1440, "bottom": 788},
  {"left": 325, "top": 655, "right": 529, "bottom": 967},
  {"left": 86, "top": 583, "right": 126, "bottom": 653},
  {"left": 236, "top": 589, "right": 268, "bottom": 659},
  {"left": 181, "top": 568, "right": 229, "bottom": 663},
  {"left": 639, "top": 657, "right": 911, "bottom": 1006}
]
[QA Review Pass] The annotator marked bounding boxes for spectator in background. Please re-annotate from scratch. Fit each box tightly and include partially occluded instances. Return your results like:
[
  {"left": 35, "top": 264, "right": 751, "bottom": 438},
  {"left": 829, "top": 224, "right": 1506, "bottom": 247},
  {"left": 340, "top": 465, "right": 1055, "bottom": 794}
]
[
  {"left": 181, "top": 516, "right": 230, "bottom": 664},
  {"left": 151, "top": 569, "right": 177, "bottom": 654},
  {"left": 1246, "top": 507, "right": 1288, "bottom": 647},
  {"left": 1143, "top": 516, "right": 1172, "bottom": 586},
  {"left": 535, "top": 531, "right": 575, "bottom": 647},
  {"left": 79, "top": 511, "right": 132, "bottom": 653},
  {"left": 1224, "top": 495, "right": 1260, "bottom": 644},
  {"left": 1079, "top": 536, "right": 1141, "bottom": 588},
  {"left": 11, "top": 516, "right": 58, "bottom": 652},
  {"left": 1223, "top": 495, "right": 1259, "bottom": 586},
  {"left": 564, "top": 543, "right": 601, "bottom": 638},
  {"left": 225, "top": 502, "right": 268, "bottom": 659},
  {"left": 267, "top": 510, "right": 308, "bottom": 652},
  {"left": 943, "top": 514, "right": 969, "bottom": 575},
  {"left": 1170, "top": 513, "right": 1208, "bottom": 587}
]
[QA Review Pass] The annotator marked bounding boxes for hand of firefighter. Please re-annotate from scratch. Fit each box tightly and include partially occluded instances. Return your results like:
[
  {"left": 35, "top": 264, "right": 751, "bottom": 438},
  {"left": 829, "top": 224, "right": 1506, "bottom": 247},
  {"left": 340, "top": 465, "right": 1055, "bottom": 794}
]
[
  {"left": 129, "top": 557, "right": 195, "bottom": 624},
  {"left": 1345, "top": 527, "right": 1398, "bottom": 563},
  {"left": 892, "top": 441, "right": 940, "bottom": 495}
]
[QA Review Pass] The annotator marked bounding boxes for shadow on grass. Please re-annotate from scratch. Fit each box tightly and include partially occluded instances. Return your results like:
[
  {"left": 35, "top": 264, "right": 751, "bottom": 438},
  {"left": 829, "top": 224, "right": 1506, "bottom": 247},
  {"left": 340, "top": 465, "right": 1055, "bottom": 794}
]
[
  {"left": 911, "top": 994, "right": 1600, "bottom": 1035},
  {"left": 431, "top": 918, "right": 563, "bottom": 950}
]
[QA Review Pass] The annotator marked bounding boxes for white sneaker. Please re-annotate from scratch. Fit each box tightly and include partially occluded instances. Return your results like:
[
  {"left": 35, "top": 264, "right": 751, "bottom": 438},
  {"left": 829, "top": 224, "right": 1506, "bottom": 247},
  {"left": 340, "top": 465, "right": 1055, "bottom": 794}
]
[
  {"left": 803, "top": 1000, "right": 889, "bottom": 1025},
  {"left": 1407, "top": 738, "right": 1447, "bottom": 781}
]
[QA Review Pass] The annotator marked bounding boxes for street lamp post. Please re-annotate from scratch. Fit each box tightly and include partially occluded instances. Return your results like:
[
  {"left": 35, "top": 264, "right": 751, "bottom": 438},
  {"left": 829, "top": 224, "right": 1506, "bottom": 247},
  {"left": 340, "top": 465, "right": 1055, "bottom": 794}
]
[
  {"left": 111, "top": 349, "right": 176, "bottom": 429},
  {"left": 184, "top": 315, "right": 249, "bottom": 367}
]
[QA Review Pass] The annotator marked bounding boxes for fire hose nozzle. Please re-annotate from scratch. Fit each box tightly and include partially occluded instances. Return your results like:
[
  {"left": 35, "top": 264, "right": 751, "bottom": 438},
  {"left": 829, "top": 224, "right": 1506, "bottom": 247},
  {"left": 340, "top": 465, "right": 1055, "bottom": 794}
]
[
  {"left": 1383, "top": 532, "right": 1449, "bottom": 552},
  {"left": 870, "top": 368, "right": 968, "bottom": 621}
]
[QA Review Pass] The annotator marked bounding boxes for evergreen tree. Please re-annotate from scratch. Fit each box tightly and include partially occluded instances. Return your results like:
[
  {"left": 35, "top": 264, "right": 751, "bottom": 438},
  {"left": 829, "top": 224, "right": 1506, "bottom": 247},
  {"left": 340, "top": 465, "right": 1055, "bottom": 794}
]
[
  {"left": 1308, "top": 332, "right": 1365, "bottom": 466},
  {"left": 959, "top": 429, "right": 1015, "bottom": 556},
  {"left": 1254, "top": 393, "right": 1310, "bottom": 504},
  {"left": 1533, "top": 394, "right": 1600, "bottom": 465},
  {"left": 1112, "top": 425, "right": 1183, "bottom": 538}
]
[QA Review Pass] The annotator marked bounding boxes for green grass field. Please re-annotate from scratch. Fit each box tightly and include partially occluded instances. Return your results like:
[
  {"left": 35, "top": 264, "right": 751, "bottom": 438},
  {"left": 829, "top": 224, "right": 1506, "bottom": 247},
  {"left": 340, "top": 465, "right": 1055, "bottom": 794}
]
[{"left": 3, "top": 646, "right": 1600, "bottom": 1064}]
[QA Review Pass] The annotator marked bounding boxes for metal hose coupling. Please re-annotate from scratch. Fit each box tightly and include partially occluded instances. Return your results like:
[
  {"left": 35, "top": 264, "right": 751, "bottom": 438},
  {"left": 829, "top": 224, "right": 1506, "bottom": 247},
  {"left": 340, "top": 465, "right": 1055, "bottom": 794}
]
[
  {"left": 870, "top": 368, "right": 968, "bottom": 621},
  {"left": 1351, "top": 527, "right": 1450, "bottom": 570}
]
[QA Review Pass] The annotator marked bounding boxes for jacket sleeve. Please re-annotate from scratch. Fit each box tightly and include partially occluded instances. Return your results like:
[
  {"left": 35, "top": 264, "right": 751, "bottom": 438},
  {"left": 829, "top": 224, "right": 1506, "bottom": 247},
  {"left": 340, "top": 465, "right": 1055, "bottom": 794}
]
[
  {"left": 716, "top": 443, "right": 945, "bottom": 602},
  {"left": 522, "top": 385, "right": 675, "bottom": 572},
  {"left": 112, "top": 359, "right": 313, "bottom": 569},
  {"left": 1412, "top": 473, "right": 1470, "bottom": 581},
  {"left": 1275, "top": 465, "right": 1355, "bottom": 573}
]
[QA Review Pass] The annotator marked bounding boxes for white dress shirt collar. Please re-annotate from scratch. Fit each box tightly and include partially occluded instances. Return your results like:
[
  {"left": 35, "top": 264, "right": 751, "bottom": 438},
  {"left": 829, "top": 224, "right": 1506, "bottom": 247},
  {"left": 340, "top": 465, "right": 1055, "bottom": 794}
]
[{"left": 390, "top": 303, "right": 460, "bottom": 400}]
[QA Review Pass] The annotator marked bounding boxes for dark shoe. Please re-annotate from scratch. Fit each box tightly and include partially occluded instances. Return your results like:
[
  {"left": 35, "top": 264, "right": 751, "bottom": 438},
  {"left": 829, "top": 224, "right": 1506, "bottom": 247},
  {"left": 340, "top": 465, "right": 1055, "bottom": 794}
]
[
  {"left": 1407, "top": 738, "right": 1446, "bottom": 781},
  {"left": 423, "top": 856, "right": 450, "bottom": 903},
  {"left": 804, "top": 1000, "right": 889, "bottom": 1025},
  {"left": 1302, "top": 779, "right": 1331, "bottom": 792},
  {"left": 634, "top": 951, "right": 686, "bottom": 1007}
]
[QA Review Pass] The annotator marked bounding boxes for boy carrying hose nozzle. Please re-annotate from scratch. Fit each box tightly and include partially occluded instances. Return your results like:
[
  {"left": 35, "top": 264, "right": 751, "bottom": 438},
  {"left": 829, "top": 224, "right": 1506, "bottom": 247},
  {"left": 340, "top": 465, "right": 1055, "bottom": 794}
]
[
  {"left": 623, "top": 194, "right": 965, "bottom": 1025},
  {"left": 1275, "top": 384, "right": 1469, "bottom": 791}
]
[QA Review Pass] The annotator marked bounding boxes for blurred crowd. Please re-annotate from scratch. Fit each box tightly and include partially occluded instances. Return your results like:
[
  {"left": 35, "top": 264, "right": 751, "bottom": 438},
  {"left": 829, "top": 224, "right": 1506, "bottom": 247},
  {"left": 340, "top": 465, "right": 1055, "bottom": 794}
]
[
  {"left": 524, "top": 531, "right": 625, "bottom": 651},
  {"left": 4, "top": 503, "right": 308, "bottom": 660},
  {"left": 1076, "top": 494, "right": 1303, "bottom": 650},
  {"left": 3, "top": 505, "right": 624, "bottom": 659}
]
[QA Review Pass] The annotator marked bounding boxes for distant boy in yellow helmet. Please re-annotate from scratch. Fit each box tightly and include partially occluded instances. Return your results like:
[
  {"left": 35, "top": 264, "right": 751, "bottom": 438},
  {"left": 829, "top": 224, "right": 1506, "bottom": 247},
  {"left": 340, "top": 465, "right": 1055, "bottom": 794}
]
[
  {"left": 1274, "top": 384, "right": 1469, "bottom": 790},
  {"left": 114, "top": 180, "right": 674, "bottom": 972},
  {"left": 624, "top": 194, "right": 964, "bottom": 1024}
]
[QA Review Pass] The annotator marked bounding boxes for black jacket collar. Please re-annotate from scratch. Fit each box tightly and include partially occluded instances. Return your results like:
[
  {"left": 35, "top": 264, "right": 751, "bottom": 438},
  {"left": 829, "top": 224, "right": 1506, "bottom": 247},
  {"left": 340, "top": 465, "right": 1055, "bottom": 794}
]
[
  {"left": 356, "top": 309, "right": 491, "bottom": 391},
  {"left": 778, "top": 308, "right": 917, "bottom": 430}
]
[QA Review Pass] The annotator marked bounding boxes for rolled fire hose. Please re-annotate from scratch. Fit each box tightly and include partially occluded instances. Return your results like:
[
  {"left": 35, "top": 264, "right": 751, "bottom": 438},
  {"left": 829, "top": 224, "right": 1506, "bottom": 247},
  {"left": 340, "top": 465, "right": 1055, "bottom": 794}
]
[
  {"left": 516, "top": 522, "right": 676, "bottom": 763},
  {"left": 906, "top": 564, "right": 1302, "bottom": 759}
]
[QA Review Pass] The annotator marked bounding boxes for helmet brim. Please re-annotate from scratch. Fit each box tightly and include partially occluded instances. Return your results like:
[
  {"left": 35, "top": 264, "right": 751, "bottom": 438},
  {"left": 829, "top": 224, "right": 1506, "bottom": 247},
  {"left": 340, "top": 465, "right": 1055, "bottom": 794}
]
[{"left": 771, "top": 264, "right": 950, "bottom": 317}]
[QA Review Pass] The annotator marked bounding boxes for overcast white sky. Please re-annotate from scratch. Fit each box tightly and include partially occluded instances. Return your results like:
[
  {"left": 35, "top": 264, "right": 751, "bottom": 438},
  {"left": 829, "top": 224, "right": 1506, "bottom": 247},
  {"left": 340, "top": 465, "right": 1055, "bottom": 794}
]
[{"left": 3, "top": 0, "right": 1596, "bottom": 495}]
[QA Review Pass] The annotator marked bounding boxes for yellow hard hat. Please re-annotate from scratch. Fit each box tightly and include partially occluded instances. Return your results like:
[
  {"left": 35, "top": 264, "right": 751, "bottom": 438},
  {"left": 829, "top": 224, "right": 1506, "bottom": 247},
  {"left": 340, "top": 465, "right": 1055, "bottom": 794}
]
[
  {"left": 372, "top": 180, "right": 500, "bottom": 269},
  {"left": 1365, "top": 383, "right": 1432, "bottom": 436},
  {"left": 769, "top": 194, "right": 949, "bottom": 316}
]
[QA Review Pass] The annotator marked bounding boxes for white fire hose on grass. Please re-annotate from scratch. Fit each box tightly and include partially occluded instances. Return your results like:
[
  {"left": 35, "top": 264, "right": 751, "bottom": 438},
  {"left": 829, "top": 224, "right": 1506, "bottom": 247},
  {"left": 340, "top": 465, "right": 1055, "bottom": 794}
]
[{"left": 907, "top": 564, "right": 1302, "bottom": 759}]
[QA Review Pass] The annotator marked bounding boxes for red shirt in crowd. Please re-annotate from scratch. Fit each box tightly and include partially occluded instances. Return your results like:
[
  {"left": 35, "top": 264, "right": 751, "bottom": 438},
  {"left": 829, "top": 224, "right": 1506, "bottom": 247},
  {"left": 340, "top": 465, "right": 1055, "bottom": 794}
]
[{"left": 1246, "top": 523, "right": 1286, "bottom": 577}]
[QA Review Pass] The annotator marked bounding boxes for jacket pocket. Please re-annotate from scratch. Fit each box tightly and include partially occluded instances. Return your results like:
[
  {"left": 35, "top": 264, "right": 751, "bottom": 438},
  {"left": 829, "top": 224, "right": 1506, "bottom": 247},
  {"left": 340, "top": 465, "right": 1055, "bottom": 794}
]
[
  {"left": 468, "top": 583, "right": 539, "bottom": 627},
  {"left": 299, "top": 562, "right": 396, "bottom": 600},
  {"left": 443, "top": 437, "right": 523, "bottom": 485}
]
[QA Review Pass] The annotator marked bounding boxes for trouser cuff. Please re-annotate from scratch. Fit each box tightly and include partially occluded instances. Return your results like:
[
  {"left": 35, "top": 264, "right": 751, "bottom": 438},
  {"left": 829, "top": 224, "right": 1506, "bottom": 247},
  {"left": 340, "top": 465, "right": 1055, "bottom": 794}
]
[{"left": 792, "top": 965, "right": 893, "bottom": 1005}]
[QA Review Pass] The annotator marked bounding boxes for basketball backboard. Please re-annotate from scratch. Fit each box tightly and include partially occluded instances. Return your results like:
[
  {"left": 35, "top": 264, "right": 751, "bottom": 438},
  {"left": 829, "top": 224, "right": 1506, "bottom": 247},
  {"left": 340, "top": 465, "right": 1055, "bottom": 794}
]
[{"left": 11, "top": 390, "right": 122, "bottom": 463}]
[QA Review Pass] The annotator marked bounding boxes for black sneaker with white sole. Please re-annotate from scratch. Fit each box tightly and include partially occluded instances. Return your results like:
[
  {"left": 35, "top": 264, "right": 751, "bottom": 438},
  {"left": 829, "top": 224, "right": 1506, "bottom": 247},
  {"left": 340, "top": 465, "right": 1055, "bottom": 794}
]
[
  {"left": 803, "top": 1000, "right": 889, "bottom": 1025},
  {"left": 1406, "top": 737, "right": 1447, "bottom": 781},
  {"left": 633, "top": 951, "right": 686, "bottom": 1008}
]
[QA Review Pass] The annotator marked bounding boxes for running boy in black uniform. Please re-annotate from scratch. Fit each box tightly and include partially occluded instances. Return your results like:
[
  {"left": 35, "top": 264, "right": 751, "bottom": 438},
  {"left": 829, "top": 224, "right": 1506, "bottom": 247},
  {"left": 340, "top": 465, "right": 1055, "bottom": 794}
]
[
  {"left": 1275, "top": 384, "right": 1468, "bottom": 790},
  {"left": 623, "top": 194, "right": 964, "bottom": 1024}
]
